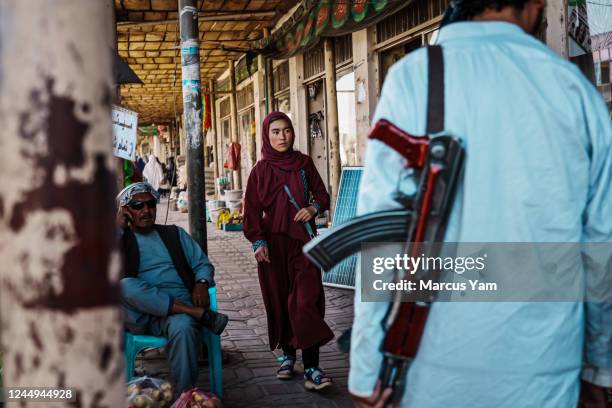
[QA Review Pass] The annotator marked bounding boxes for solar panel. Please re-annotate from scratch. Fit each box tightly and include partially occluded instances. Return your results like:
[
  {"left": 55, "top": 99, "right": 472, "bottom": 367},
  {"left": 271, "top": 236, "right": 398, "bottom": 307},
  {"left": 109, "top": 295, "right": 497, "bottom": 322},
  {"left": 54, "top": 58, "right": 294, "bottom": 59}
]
[{"left": 322, "top": 166, "right": 363, "bottom": 289}]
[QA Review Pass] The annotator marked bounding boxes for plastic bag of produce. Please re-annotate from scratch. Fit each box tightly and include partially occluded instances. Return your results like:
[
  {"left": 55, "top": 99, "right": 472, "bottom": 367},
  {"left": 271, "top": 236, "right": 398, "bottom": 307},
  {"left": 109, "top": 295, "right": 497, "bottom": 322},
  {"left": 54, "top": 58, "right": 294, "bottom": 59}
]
[
  {"left": 170, "top": 387, "right": 222, "bottom": 408},
  {"left": 127, "top": 376, "right": 173, "bottom": 408}
]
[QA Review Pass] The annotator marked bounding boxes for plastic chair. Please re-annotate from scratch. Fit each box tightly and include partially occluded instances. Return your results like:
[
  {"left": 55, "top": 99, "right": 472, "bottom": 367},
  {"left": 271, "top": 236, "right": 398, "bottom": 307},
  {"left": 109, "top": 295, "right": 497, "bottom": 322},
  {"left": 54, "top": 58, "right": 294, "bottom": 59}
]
[{"left": 124, "top": 286, "right": 223, "bottom": 397}]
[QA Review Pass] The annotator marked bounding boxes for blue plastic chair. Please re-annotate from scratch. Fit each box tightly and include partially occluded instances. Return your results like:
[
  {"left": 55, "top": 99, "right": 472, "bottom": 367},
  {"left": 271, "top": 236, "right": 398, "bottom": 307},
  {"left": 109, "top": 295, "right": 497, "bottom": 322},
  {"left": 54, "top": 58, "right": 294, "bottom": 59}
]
[{"left": 124, "top": 286, "right": 223, "bottom": 397}]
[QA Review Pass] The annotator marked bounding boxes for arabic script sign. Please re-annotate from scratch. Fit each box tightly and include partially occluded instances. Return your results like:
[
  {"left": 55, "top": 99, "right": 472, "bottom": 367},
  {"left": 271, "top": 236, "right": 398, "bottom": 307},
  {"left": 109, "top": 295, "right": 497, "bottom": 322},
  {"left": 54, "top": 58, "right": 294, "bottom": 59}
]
[{"left": 112, "top": 105, "right": 138, "bottom": 161}]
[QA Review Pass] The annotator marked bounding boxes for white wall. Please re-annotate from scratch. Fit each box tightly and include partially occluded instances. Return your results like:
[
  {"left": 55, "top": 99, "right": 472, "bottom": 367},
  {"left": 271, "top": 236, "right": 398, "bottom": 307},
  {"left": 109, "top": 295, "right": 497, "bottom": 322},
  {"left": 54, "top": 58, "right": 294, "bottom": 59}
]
[{"left": 352, "top": 27, "right": 379, "bottom": 164}]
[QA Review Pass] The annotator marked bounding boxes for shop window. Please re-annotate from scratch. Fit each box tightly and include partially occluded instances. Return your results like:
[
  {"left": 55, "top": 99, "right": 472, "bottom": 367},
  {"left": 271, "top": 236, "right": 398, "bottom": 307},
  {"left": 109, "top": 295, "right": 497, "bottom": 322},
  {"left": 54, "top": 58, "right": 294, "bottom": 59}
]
[
  {"left": 273, "top": 91, "right": 291, "bottom": 118},
  {"left": 304, "top": 42, "right": 325, "bottom": 79},
  {"left": 273, "top": 61, "right": 290, "bottom": 93},
  {"left": 236, "top": 83, "right": 254, "bottom": 111},
  {"left": 220, "top": 118, "right": 231, "bottom": 177},
  {"left": 380, "top": 37, "right": 422, "bottom": 85},
  {"left": 335, "top": 34, "right": 353, "bottom": 66},
  {"left": 235, "top": 56, "right": 258, "bottom": 84},
  {"left": 376, "top": 0, "right": 448, "bottom": 44},
  {"left": 217, "top": 77, "right": 230, "bottom": 93},
  {"left": 337, "top": 70, "right": 358, "bottom": 166},
  {"left": 219, "top": 97, "right": 230, "bottom": 118},
  {"left": 239, "top": 107, "right": 257, "bottom": 175}
]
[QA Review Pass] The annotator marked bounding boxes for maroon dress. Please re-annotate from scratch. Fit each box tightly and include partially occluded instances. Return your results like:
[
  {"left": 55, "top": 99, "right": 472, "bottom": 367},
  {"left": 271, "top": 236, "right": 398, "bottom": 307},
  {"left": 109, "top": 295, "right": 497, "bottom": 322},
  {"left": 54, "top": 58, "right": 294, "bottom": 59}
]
[{"left": 243, "top": 112, "right": 334, "bottom": 351}]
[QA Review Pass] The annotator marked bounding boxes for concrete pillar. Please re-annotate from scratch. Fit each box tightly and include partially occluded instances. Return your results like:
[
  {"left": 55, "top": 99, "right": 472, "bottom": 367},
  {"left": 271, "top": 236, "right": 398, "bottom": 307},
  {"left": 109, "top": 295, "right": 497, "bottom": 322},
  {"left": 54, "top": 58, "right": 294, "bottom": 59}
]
[
  {"left": 264, "top": 28, "right": 274, "bottom": 114},
  {"left": 214, "top": 97, "right": 224, "bottom": 180},
  {"left": 324, "top": 38, "right": 342, "bottom": 217},
  {"left": 352, "top": 27, "right": 379, "bottom": 164},
  {"left": 545, "top": 0, "right": 569, "bottom": 58},
  {"left": 153, "top": 133, "right": 162, "bottom": 158},
  {"left": 0, "top": 1, "right": 124, "bottom": 405},
  {"left": 289, "top": 54, "right": 309, "bottom": 152},
  {"left": 228, "top": 60, "right": 242, "bottom": 189},
  {"left": 209, "top": 80, "right": 220, "bottom": 196},
  {"left": 244, "top": 84, "right": 257, "bottom": 172},
  {"left": 254, "top": 54, "right": 265, "bottom": 161}
]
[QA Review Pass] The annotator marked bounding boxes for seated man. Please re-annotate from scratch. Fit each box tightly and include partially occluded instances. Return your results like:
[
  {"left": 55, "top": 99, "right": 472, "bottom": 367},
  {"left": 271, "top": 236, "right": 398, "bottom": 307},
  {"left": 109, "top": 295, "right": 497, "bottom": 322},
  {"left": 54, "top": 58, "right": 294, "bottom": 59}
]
[{"left": 116, "top": 182, "right": 228, "bottom": 393}]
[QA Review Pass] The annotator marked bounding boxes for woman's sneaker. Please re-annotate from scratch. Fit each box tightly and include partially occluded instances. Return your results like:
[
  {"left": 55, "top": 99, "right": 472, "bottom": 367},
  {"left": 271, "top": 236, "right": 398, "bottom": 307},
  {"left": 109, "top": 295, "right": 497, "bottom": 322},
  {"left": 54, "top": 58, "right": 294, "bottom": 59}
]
[
  {"left": 304, "top": 367, "right": 333, "bottom": 391},
  {"left": 276, "top": 356, "right": 296, "bottom": 380}
]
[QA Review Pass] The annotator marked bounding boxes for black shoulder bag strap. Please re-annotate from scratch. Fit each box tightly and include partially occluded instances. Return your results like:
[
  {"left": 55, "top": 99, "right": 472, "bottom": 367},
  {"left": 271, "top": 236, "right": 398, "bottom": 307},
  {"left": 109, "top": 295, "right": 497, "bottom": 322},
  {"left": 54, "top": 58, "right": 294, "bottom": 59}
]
[{"left": 426, "top": 45, "right": 445, "bottom": 134}]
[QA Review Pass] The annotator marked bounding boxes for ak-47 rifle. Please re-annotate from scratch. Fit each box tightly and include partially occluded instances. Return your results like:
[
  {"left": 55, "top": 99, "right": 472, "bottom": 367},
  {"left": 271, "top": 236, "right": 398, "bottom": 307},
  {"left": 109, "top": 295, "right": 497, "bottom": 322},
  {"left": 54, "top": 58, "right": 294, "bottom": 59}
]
[{"left": 303, "top": 46, "right": 465, "bottom": 403}]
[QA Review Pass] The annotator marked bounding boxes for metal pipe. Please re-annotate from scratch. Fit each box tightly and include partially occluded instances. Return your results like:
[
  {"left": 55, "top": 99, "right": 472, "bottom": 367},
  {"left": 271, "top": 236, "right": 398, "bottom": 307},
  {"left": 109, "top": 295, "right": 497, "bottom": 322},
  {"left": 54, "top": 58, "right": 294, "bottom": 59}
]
[{"left": 179, "top": 0, "right": 208, "bottom": 253}]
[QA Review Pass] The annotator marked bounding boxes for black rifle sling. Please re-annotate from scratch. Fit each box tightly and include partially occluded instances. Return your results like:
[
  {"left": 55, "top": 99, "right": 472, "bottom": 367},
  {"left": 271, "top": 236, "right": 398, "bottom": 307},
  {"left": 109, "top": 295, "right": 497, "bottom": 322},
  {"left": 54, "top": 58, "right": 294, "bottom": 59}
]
[{"left": 426, "top": 45, "right": 445, "bottom": 134}]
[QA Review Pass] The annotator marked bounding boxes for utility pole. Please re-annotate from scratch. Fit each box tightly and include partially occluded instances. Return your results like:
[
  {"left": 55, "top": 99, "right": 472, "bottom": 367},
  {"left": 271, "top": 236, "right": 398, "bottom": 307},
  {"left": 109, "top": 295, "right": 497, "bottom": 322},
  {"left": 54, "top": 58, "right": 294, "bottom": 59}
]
[
  {"left": 179, "top": 0, "right": 208, "bottom": 253},
  {"left": 228, "top": 60, "right": 242, "bottom": 189},
  {"left": 324, "top": 38, "right": 342, "bottom": 219},
  {"left": 0, "top": 1, "right": 124, "bottom": 406}
]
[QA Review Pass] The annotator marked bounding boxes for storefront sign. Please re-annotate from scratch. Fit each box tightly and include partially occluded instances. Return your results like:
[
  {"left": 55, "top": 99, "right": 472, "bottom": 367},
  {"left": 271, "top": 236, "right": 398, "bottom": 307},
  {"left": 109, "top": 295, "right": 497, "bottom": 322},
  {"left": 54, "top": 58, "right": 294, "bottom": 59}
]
[{"left": 112, "top": 105, "right": 138, "bottom": 161}]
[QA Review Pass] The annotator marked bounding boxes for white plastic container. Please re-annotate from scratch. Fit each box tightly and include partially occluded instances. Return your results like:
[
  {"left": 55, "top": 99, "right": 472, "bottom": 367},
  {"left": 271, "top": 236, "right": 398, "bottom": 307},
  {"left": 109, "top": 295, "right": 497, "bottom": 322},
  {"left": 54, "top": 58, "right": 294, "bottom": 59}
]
[
  {"left": 227, "top": 200, "right": 242, "bottom": 213},
  {"left": 207, "top": 200, "right": 226, "bottom": 211},
  {"left": 224, "top": 189, "right": 243, "bottom": 201}
]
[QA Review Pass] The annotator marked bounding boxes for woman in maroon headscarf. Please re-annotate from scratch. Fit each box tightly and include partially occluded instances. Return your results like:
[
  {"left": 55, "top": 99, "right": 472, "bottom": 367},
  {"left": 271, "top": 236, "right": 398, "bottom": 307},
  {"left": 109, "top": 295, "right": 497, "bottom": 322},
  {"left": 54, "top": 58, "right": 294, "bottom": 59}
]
[{"left": 243, "top": 112, "right": 334, "bottom": 390}]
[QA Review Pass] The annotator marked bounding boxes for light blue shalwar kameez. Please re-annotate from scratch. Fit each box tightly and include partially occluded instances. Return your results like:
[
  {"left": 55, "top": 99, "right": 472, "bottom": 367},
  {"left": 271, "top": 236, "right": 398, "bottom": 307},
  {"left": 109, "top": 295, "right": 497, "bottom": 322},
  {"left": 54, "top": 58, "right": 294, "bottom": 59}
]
[
  {"left": 121, "top": 227, "right": 215, "bottom": 392},
  {"left": 349, "top": 22, "right": 612, "bottom": 407}
]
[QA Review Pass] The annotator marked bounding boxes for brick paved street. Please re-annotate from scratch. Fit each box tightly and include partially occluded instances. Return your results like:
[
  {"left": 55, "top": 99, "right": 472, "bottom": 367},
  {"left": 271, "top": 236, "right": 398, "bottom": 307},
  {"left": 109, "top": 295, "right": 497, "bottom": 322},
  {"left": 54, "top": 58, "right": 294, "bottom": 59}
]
[{"left": 142, "top": 203, "right": 355, "bottom": 407}]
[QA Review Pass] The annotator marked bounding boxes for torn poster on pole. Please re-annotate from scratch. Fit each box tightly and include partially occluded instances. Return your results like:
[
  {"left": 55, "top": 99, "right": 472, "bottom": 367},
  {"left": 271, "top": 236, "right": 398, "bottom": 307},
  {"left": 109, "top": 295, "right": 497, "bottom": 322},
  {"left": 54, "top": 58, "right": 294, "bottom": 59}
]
[{"left": 112, "top": 105, "right": 138, "bottom": 161}]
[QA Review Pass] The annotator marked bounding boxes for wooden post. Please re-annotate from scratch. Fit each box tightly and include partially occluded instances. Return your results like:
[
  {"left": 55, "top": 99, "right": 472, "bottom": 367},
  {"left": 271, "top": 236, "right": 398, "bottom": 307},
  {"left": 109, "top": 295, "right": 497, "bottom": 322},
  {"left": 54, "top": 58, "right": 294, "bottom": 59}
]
[
  {"left": 203, "top": 123, "right": 210, "bottom": 167},
  {"left": 228, "top": 60, "right": 242, "bottom": 189},
  {"left": 0, "top": 1, "right": 124, "bottom": 406},
  {"left": 209, "top": 80, "right": 220, "bottom": 197},
  {"left": 545, "top": 0, "right": 568, "bottom": 58},
  {"left": 324, "top": 38, "right": 342, "bottom": 219},
  {"left": 264, "top": 28, "right": 274, "bottom": 114}
]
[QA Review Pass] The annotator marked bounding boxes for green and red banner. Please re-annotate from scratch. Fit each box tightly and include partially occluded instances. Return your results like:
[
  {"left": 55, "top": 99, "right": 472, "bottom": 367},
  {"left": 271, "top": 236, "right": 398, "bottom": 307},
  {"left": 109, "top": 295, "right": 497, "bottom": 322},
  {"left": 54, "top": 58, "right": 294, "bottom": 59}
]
[{"left": 251, "top": 0, "right": 410, "bottom": 59}]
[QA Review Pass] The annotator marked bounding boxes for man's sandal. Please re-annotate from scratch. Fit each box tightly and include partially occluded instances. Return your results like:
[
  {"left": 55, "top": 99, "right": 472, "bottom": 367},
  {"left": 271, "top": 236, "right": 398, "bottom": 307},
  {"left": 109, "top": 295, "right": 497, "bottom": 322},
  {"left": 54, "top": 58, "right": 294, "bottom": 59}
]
[
  {"left": 304, "top": 367, "right": 333, "bottom": 391},
  {"left": 276, "top": 356, "right": 296, "bottom": 380}
]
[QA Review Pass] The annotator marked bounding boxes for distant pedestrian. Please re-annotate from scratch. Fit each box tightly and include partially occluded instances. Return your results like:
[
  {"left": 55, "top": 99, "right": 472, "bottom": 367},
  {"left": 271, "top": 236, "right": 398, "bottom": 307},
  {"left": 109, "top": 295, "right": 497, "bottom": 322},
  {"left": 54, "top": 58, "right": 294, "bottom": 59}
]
[
  {"left": 142, "top": 154, "right": 164, "bottom": 191},
  {"left": 136, "top": 156, "right": 146, "bottom": 172}
]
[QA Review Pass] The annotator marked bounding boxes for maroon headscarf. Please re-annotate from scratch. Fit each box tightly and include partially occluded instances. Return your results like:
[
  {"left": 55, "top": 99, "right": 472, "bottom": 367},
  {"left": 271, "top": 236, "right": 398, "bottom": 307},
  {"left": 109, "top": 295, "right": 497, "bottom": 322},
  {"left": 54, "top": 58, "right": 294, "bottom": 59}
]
[
  {"left": 244, "top": 112, "right": 324, "bottom": 243},
  {"left": 261, "top": 112, "right": 309, "bottom": 171},
  {"left": 250, "top": 112, "right": 311, "bottom": 211}
]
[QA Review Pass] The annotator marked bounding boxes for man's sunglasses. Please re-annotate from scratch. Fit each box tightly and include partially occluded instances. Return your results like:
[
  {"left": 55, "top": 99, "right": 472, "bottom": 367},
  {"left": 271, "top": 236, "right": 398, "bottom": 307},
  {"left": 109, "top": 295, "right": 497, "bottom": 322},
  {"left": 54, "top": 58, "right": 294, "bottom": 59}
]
[{"left": 127, "top": 199, "right": 157, "bottom": 210}]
